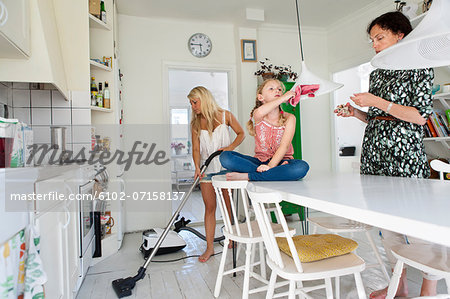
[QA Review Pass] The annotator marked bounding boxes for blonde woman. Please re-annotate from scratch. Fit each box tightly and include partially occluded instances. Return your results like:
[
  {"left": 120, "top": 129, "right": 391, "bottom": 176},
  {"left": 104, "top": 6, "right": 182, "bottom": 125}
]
[{"left": 188, "top": 86, "right": 244, "bottom": 262}]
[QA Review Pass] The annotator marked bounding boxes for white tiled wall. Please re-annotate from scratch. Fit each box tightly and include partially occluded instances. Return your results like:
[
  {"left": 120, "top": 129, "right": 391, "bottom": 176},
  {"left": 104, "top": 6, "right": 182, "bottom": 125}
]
[{"left": 0, "top": 82, "right": 92, "bottom": 161}]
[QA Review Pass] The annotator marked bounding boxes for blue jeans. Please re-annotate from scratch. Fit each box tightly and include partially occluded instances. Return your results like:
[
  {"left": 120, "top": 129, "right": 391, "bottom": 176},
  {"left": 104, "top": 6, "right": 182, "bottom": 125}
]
[{"left": 219, "top": 151, "right": 309, "bottom": 181}]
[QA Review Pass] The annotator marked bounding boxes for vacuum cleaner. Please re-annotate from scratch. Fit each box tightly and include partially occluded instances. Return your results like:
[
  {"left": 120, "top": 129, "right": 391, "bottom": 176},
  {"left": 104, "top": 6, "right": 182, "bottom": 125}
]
[
  {"left": 139, "top": 216, "right": 225, "bottom": 259},
  {"left": 112, "top": 150, "right": 223, "bottom": 298}
]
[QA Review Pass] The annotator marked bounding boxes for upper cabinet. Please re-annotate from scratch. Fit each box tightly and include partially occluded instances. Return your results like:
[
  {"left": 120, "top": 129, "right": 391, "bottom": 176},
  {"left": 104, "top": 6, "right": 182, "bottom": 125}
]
[{"left": 0, "top": 0, "right": 30, "bottom": 58}]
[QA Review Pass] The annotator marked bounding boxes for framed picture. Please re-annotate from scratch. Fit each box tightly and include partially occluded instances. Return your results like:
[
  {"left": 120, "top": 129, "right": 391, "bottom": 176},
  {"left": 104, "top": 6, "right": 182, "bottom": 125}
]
[{"left": 241, "top": 39, "right": 257, "bottom": 62}]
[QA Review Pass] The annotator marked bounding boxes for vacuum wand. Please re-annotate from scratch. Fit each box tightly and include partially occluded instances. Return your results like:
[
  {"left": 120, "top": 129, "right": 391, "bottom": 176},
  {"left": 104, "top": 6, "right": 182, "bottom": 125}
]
[{"left": 112, "top": 150, "right": 223, "bottom": 298}]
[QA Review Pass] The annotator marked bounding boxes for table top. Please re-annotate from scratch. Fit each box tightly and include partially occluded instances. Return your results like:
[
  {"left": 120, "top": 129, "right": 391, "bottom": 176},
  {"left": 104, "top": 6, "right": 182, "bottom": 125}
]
[{"left": 251, "top": 172, "right": 450, "bottom": 247}]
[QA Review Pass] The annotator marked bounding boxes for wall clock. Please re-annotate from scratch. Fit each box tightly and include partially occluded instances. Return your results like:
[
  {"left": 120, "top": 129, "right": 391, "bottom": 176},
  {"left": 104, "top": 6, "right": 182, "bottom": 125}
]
[{"left": 188, "top": 33, "right": 212, "bottom": 58}]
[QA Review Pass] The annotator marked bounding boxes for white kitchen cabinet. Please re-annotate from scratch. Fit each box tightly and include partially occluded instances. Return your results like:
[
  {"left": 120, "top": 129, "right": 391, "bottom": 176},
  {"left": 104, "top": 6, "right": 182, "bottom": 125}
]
[
  {"left": 0, "top": 0, "right": 30, "bottom": 58},
  {"left": 36, "top": 173, "right": 81, "bottom": 299}
]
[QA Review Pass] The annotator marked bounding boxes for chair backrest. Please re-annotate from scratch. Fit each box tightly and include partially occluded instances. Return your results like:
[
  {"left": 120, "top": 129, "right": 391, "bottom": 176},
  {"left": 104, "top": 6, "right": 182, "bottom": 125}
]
[
  {"left": 246, "top": 183, "right": 304, "bottom": 273},
  {"left": 430, "top": 159, "right": 450, "bottom": 181},
  {"left": 211, "top": 175, "right": 254, "bottom": 238}
]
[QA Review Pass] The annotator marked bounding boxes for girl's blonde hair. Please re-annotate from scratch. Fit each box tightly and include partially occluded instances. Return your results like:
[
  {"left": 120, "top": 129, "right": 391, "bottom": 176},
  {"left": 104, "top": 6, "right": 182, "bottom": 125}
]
[
  {"left": 246, "top": 79, "right": 287, "bottom": 136},
  {"left": 188, "top": 86, "right": 224, "bottom": 136}
]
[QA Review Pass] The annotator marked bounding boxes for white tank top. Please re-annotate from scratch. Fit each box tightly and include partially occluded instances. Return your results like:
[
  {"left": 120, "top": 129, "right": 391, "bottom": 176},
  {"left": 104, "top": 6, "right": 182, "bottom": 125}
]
[{"left": 199, "top": 111, "right": 231, "bottom": 174}]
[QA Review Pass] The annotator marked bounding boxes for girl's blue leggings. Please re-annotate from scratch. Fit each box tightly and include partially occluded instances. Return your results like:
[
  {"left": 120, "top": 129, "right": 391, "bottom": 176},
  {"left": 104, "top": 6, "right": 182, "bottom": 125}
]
[{"left": 219, "top": 151, "right": 309, "bottom": 181}]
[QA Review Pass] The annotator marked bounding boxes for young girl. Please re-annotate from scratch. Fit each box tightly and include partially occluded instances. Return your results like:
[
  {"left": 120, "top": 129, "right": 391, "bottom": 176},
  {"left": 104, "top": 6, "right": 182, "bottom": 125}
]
[
  {"left": 188, "top": 86, "right": 244, "bottom": 262},
  {"left": 220, "top": 79, "right": 309, "bottom": 181}
]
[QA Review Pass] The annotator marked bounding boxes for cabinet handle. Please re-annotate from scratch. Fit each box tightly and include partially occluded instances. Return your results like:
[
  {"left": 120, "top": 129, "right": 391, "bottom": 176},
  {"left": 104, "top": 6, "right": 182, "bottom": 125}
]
[
  {"left": 62, "top": 206, "right": 70, "bottom": 229},
  {"left": 0, "top": 1, "right": 8, "bottom": 27}
]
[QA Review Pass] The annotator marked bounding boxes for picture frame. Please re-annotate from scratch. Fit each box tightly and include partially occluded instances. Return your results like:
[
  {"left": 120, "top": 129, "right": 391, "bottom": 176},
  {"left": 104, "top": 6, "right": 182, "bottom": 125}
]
[{"left": 241, "top": 39, "right": 257, "bottom": 62}]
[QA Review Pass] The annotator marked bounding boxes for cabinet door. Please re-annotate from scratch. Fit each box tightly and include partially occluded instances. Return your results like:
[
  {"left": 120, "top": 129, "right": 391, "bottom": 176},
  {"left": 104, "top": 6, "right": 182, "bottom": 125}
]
[
  {"left": 0, "top": 0, "right": 30, "bottom": 57},
  {"left": 61, "top": 199, "right": 80, "bottom": 298},
  {"left": 38, "top": 208, "right": 65, "bottom": 299}
]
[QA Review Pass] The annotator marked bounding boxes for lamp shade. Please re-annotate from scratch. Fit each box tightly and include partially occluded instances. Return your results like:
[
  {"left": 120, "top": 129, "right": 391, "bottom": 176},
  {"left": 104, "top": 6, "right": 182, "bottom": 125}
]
[
  {"left": 371, "top": 0, "right": 450, "bottom": 70},
  {"left": 290, "top": 61, "right": 344, "bottom": 99}
]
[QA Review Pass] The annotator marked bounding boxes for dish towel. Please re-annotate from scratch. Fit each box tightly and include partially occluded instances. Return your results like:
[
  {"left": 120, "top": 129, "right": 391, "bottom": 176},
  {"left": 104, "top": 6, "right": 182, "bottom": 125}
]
[
  {"left": 0, "top": 230, "right": 26, "bottom": 299},
  {"left": 24, "top": 224, "right": 47, "bottom": 299},
  {"left": 289, "top": 84, "right": 320, "bottom": 106}
]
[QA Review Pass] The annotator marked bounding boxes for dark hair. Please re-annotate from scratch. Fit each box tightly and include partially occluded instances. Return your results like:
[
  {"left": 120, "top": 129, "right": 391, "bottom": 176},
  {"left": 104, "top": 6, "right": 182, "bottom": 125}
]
[{"left": 367, "top": 11, "right": 412, "bottom": 37}]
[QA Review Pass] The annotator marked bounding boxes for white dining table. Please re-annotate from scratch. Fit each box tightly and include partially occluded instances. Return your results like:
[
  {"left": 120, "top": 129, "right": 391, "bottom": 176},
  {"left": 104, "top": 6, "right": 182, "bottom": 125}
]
[{"left": 251, "top": 172, "right": 450, "bottom": 247}]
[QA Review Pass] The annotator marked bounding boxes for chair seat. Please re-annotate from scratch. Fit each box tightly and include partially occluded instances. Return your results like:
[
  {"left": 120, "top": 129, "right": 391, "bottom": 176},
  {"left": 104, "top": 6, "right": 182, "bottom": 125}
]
[
  {"left": 391, "top": 244, "right": 450, "bottom": 275},
  {"left": 224, "top": 220, "right": 295, "bottom": 242},
  {"left": 308, "top": 216, "right": 372, "bottom": 233},
  {"left": 268, "top": 250, "right": 366, "bottom": 281}
]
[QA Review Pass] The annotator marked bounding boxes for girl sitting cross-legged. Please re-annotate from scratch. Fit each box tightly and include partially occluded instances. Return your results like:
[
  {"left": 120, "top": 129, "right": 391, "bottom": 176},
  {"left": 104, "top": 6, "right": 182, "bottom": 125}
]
[{"left": 220, "top": 79, "right": 309, "bottom": 181}]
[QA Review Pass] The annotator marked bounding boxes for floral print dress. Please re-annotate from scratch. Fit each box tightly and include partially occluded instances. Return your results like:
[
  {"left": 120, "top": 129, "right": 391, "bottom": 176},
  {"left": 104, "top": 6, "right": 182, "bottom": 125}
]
[{"left": 360, "top": 68, "right": 434, "bottom": 178}]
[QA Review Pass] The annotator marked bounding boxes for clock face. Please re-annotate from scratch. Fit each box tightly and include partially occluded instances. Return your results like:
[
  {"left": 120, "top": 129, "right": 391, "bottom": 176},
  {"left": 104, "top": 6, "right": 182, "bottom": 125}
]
[{"left": 188, "top": 33, "right": 212, "bottom": 58}]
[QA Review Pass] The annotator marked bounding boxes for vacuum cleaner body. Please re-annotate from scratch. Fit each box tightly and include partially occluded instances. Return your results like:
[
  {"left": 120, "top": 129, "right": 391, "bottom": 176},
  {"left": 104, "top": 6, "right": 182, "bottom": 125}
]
[{"left": 140, "top": 228, "right": 186, "bottom": 258}]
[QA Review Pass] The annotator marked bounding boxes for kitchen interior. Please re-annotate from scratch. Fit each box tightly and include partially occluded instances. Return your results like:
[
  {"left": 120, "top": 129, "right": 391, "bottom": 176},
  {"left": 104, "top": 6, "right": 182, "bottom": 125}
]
[{"left": 1, "top": 0, "right": 449, "bottom": 298}]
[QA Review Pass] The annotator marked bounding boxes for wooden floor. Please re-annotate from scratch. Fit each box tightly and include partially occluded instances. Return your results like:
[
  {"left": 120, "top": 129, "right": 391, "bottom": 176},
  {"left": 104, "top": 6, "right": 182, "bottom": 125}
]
[{"left": 76, "top": 212, "right": 448, "bottom": 298}]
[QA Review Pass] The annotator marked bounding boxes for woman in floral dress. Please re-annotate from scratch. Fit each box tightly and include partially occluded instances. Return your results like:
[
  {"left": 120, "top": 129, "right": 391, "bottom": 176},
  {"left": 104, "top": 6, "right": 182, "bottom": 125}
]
[{"left": 335, "top": 11, "right": 437, "bottom": 299}]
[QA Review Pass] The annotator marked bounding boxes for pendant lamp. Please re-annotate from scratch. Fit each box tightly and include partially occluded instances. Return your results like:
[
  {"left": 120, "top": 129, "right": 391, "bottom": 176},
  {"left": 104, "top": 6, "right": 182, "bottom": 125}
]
[
  {"left": 371, "top": 0, "right": 450, "bottom": 70},
  {"left": 291, "top": 0, "right": 343, "bottom": 99}
]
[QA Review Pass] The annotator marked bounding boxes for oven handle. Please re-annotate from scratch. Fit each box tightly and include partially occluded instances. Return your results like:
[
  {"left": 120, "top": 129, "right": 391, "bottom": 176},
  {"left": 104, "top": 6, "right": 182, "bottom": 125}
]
[{"left": 79, "top": 179, "right": 95, "bottom": 189}]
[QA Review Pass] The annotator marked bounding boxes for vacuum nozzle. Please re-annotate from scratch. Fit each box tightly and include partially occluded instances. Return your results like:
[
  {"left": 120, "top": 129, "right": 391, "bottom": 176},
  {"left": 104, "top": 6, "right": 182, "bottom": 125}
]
[{"left": 112, "top": 267, "right": 146, "bottom": 298}]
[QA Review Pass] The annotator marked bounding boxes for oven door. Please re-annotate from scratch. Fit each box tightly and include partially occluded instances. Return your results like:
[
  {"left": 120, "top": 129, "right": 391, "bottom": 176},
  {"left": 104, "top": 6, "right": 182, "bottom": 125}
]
[{"left": 78, "top": 180, "right": 95, "bottom": 262}]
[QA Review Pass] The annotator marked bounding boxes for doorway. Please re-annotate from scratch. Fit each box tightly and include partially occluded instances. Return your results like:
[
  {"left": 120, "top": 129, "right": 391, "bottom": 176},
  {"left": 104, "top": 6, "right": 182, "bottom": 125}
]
[
  {"left": 332, "top": 62, "right": 374, "bottom": 172},
  {"left": 168, "top": 68, "right": 230, "bottom": 223}
]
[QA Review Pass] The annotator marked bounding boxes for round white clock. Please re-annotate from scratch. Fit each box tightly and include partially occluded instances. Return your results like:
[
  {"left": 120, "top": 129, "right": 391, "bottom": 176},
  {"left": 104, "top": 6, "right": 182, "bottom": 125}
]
[{"left": 188, "top": 33, "right": 212, "bottom": 58}]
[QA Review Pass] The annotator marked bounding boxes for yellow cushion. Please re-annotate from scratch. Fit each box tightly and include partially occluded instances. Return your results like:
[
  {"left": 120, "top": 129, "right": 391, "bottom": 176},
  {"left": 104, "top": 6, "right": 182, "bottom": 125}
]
[{"left": 276, "top": 234, "right": 358, "bottom": 263}]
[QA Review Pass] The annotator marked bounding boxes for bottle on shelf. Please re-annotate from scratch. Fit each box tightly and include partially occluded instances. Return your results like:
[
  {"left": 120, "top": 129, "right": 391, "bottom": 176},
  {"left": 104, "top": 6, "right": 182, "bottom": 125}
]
[
  {"left": 90, "top": 77, "right": 98, "bottom": 106},
  {"left": 103, "top": 81, "right": 110, "bottom": 109},
  {"left": 100, "top": 0, "right": 106, "bottom": 23},
  {"left": 97, "top": 82, "right": 104, "bottom": 108}
]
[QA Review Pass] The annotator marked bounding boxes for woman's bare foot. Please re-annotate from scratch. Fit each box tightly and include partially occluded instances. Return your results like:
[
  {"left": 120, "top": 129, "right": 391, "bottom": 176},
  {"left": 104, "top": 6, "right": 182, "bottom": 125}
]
[
  {"left": 226, "top": 172, "right": 249, "bottom": 181},
  {"left": 198, "top": 248, "right": 214, "bottom": 262},
  {"left": 228, "top": 241, "right": 237, "bottom": 249},
  {"left": 369, "top": 284, "right": 408, "bottom": 299}
]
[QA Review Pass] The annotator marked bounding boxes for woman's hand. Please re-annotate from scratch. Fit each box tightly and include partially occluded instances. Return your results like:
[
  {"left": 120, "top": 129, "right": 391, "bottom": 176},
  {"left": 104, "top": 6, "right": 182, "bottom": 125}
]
[
  {"left": 218, "top": 146, "right": 233, "bottom": 152},
  {"left": 194, "top": 168, "right": 205, "bottom": 180},
  {"left": 350, "top": 92, "right": 378, "bottom": 108},
  {"left": 257, "top": 164, "right": 271, "bottom": 172},
  {"left": 334, "top": 103, "right": 354, "bottom": 117}
]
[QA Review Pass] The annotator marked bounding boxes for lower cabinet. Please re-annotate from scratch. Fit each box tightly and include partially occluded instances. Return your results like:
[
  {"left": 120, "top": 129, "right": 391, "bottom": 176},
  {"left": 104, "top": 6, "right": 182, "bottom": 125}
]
[
  {"left": 39, "top": 200, "right": 80, "bottom": 299},
  {"left": 36, "top": 177, "right": 81, "bottom": 299}
]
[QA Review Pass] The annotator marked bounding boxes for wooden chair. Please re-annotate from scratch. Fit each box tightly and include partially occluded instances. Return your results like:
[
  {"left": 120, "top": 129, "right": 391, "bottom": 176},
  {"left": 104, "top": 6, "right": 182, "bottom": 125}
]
[
  {"left": 386, "top": 159, "right": 450, "bottom": 299},
  {"left": 246, "top": 184, "right": 366, "bottom": 299},
  {"left": 212, "top": 175, "right": 294, "bottom": 299}
]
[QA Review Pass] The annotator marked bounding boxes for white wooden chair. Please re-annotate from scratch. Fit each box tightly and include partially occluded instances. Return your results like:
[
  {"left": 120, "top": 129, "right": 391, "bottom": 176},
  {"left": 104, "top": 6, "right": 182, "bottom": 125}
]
[
  {"left": 212, "top": 175, "right": 294, "bottom": 299},
  {"left": 386, "top": 159, "right": 450, "bottom": 299},
  {"left": 246, "top": 184, "right": 366, "bottom": 299}
]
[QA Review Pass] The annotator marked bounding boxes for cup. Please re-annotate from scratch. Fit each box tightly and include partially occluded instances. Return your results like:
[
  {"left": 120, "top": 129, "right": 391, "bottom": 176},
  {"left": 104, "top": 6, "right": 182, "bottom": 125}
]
[{"left": 0, "top": 117, "right": 18, "bottom": 168}]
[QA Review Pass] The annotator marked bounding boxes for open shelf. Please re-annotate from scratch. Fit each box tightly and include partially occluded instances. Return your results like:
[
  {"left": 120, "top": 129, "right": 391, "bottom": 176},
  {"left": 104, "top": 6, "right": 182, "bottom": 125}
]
[
  {"left": 89, "top": 14, "right": 111, "bottom": 31},
  {"left": 90, "top": 60, "right": 112, "bottom": 71},
  {"left": 424, "top": 136, "right": 450, "bottom": 150},
  {"left": 90, "top": 106, "right": 112, "bottom": 113},
  {"left": 433, "top": 92, "right": 450, "bottom": 99}
]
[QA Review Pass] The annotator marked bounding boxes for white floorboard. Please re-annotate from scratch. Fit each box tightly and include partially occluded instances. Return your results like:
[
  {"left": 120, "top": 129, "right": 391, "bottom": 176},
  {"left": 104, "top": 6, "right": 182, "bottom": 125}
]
[{"left": 77, "top": 210, "right": 449, "bottom": 299}]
